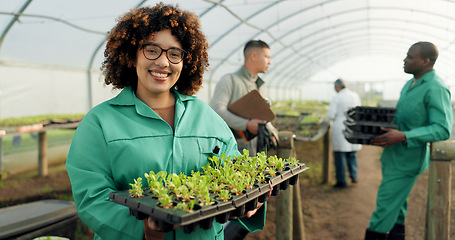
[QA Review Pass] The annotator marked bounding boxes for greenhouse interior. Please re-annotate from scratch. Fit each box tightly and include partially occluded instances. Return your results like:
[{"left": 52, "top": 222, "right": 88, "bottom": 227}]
[{"left": 0, "top": 0, "right": 454, "bottom": 240}]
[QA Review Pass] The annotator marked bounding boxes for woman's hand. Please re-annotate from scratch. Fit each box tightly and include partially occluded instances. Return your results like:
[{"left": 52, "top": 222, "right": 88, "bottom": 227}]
[{"left": 143, "top": 217, "right": 168, "bottom": 240}]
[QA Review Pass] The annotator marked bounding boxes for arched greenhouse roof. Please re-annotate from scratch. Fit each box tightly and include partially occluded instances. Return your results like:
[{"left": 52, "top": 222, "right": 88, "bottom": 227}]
[{"left": 1, "top": 0, "right": 455, "bottom": 118}]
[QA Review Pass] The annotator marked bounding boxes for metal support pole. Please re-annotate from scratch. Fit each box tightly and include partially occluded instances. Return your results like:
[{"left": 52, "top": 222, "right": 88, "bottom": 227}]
[{"left": 425, "top": 140, "right": 453, "bottom": 240}]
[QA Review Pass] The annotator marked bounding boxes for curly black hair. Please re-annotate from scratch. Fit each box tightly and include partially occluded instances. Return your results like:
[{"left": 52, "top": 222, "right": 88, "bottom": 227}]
[{"left": 101, "top": 3, "right": 209, "bottom": 95}]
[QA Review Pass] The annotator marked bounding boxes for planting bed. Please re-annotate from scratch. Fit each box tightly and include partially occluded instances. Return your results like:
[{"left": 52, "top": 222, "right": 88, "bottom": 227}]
[
  {"left": 109, "top": 155, "right": 308, "bottom": 234},
  {"left": 344, "top": 106, "right": 397, "bottom": 145}
]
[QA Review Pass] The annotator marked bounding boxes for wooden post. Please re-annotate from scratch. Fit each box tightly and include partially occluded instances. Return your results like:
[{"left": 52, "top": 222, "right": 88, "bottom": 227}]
[
  {"left": 322, "top": 127, "right": 331, "bottom": 184},
  {"left": 276, "top": 183, "right": 293, "bottom": 240},
  {"left": 276, "top": 131, "right": 294, "bottom": 240},
  {"left": 38, "top": 131, "right": 48, "bottom": 177},
  {"left": 292, "top": 177, "right": 306, "bottom": 240},
  {"left": 425, "top": 140, "right": 453, "bottom": 240},
  {"left": 0, "top": 137, "right": 3, "bottom": 180}
]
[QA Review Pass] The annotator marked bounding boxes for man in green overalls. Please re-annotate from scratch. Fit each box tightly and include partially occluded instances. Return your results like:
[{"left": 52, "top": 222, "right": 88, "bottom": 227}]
[{"left": 365, "top": 42, "right": 453, "bottom": 240}]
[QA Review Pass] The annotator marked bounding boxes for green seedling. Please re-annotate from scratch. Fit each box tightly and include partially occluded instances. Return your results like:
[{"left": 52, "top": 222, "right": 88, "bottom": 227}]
[
  {"left": 268, "top": 168, "right": 277, "bottom": 177},
  {"left": 243, "top": 172, "right": 255, "bottom": 190},
  {"left": 158, "top": 194, "right": 174, "bottom": 209},
  {"left": 166, "top": 173, "right": 182, "bottom": 190},
  {"left": 128, "top": 177, "right": 144, "bottom": 198},
  {"left": 175, "top": 185, "right": 193, "bottom": 202},
  {"left": 175, "top": 199, "right": 197, "bottom": 212},
  {"left": 276, "top": 158, "right": 285, "bottom": 171},
  {"left": 230, "top": 178, "right": 246, "bottom": 195},
  {"left": 288, "top": 157, "right": 299, "bottom": 167},
  {"left": 152, "top": 185, "right": 169, "bottom": 198},
  {"left": 144, "top": 170, "right": 167, "bottom": 190},
  {"left": 216, "top": 189, "right": 232, "bottom": 202},
  {"left": 256, "top": 172, "right": 266, "bottom": 184},
  {"left": 210, "top": 181, "right": 225, "bottom": 194},
  {"left": 268, "top": 155, "right": 279, "bottom": 168},
  {"left": 198, "top": 191, "right": 215, "bottom": 207}
]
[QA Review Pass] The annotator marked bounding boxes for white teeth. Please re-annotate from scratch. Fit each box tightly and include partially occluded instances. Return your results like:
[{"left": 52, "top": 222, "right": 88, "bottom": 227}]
[{"left": 150, "top": 72, "right": 168, "bottom": 78}]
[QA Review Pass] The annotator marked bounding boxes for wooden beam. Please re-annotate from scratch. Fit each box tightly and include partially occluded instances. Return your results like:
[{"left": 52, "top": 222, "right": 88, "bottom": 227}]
[
  {"left": 322, "top": 127, "right": 331, "bottom": 184},
  {"left": 430, "top": 140, "right": 455, "bottom": 160},
  {"left": 425, "top": 140, "right": 453, "bottom": 240},
  {"left": 276, "top": 131, "right": 294, "bottom": 240},
  {"left": 38, "top": 131, "right": 48, "bottom": 177},
  {"left": 292, "top": 178, "right": 306, "bottom": 240}
]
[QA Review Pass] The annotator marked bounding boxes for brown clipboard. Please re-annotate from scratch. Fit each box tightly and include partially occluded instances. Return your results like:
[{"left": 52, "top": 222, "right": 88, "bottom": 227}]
[{"left": 227, "top": 90, "right": 275, "bottom": 121}]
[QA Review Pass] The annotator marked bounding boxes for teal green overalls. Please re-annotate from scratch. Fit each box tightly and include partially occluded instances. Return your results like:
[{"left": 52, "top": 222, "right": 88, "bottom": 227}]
[
  {"left": 369, "top": 70, "right": 452, "bottom": 233},
  {"left": 66, "top": 87, "right": 266, "bottom": 240}
]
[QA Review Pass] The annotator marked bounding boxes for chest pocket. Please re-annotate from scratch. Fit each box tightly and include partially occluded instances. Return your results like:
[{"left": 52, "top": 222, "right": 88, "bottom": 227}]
[
  {"left": 197, "top": 138, "right": 226, "bottom": 168},
  {"left": 397, "top": 95, "right": 427, "bottom": 128},
  {"left": 178, "top": 137, "right": 227, "bottom": 175}
]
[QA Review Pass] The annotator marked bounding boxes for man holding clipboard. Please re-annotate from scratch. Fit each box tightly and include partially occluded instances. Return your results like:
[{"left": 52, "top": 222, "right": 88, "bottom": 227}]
[{"left": 210, "top": 40, "right": 278, "bottom": 157}]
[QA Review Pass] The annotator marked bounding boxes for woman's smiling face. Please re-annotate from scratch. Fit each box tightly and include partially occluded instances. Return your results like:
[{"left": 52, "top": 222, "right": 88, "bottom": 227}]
[{"left": 135, "top": 29, "right": 183, "bottom": 99}]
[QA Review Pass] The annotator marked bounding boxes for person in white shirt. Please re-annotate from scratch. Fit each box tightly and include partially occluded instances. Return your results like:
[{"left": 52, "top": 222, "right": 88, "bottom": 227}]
[{"left": 325, "top": 79, "right": 362, "bottom": 188}]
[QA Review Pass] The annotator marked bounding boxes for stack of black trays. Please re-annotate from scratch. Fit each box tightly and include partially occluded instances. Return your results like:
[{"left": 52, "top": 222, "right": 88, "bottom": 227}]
[{"left": 343, "top": 106, "right": 397, "bottom": 145}]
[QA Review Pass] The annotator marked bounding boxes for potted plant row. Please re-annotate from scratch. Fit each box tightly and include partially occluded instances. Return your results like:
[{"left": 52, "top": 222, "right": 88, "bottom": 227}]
[{"left": 109, "top": 150, "right": 308, "bottom": 234}]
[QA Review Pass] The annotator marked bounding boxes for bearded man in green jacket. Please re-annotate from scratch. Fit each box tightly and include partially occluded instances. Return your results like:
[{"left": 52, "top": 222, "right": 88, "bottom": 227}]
[{"left": 365, "top": 42, "right": 453, "bottom": 240}]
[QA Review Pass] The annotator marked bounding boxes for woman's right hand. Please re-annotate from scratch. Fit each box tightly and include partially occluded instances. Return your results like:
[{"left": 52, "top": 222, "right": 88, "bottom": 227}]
[{"left": 143, "top": 217, "right": 167, "bottom": 240}]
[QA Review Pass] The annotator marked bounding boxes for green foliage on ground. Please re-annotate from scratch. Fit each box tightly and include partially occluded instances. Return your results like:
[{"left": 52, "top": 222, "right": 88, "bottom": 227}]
[
  {"left": 272, "top": 100, "right": 328, "bottom": 137},
  {"left": 0, "top": 114, "right": 85, "bottom": 127},
  {"left": 272, "top": 100, "right": 328, "bottom": 116},
  {"left": 2, "top": 129, "right": 76, "bottom": 155}
]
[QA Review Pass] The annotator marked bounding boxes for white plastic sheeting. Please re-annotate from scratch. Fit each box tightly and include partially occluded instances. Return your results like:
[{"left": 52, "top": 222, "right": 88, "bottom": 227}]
[
  {"left": 0, "top": 65, "right": 118, "bottom": 118},
  {"left": 1, "top": 0, "right": 455, "bottom": 118}
]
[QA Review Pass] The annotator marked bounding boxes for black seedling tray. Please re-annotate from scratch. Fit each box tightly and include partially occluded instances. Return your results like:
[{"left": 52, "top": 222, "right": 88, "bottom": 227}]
[
  {"left": 343, "top": 128, "right": 377, "bottom": 145},
  {"left": 344, "top": 120, "right": 396, "bottom": 134},
  {"left": 347, "top": 106, "right": 396, "bottom": 122},
  {"left": 343, "top": 106, "right": 398, "bottom": 145},
  {"left": 109, "top": 163, "right": 308, "bottom": 233}
]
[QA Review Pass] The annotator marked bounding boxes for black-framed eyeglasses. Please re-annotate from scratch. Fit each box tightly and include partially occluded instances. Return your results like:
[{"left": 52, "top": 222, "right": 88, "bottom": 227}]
[{"left": 141, "top": 43, "right": 186, "bottom": 64}]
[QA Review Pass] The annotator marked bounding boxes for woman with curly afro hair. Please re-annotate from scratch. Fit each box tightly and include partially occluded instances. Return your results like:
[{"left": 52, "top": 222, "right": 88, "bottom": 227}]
[{"left": 66, "top": 3, "right": 267, "bottom": 240}]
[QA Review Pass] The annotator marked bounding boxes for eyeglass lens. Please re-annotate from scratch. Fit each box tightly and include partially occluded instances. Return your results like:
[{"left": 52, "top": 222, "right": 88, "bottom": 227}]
[{"left": 143, "top": 44, "right": 184, "bottom": 63}]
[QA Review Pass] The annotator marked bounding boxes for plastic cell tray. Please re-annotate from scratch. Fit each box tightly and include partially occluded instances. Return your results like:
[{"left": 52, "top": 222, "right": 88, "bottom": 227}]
[
  {"left": 346, "top": 106, "right": 396, "bottom": 122},
  {"left": 343, "top": 120, "right": 396, "bottom": 134},
  {"left": 109, "top": 163, "right": 309, "bottom": 233},
  {"left": 343, "top": 128, "right": 378, "bottom": 145}
]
